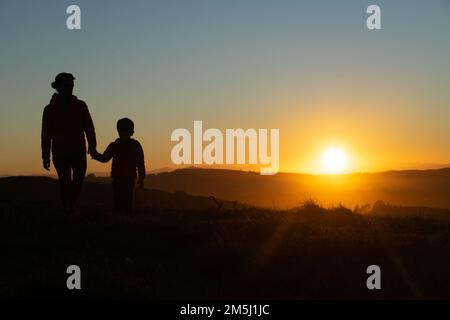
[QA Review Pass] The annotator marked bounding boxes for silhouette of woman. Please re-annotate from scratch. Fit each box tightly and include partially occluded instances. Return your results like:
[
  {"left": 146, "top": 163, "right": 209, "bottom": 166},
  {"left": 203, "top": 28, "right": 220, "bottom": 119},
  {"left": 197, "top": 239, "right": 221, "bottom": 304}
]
[{"left": 41, "top": 73, "right": 97, "bottom": 211}]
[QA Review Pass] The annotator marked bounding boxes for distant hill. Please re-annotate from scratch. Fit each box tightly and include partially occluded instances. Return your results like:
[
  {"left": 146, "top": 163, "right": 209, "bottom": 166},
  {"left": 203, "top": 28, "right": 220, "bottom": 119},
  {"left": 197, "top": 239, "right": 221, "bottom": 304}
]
[
  {"left": 0, "top": 176, "right": 233, "bottom": 212},
  {"left": 7, "top": 166, "right": 450, "bottom": 211},
  {"left": 131, "top": 167, "right": 450, "bottom": 209}
]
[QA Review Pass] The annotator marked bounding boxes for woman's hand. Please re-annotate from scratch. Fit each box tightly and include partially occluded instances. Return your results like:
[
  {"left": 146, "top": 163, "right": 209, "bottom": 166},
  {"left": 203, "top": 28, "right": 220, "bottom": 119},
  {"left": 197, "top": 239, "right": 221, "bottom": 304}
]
[
  {"left": 89, "top": 146, "right": 98, "bottom": 159},
  {"left": 43, "top": 158, "right": 51, "bottom": 171},
  {"left": 88, "top": 144, "right": 97, "bottom": 157}
]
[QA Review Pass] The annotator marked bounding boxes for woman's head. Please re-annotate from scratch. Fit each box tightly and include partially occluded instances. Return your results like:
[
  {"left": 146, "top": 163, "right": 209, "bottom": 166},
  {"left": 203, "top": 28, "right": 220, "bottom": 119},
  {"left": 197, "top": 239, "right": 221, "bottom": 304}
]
[{"left": 51, "top": 72, "right": 75, "bottom": 95}]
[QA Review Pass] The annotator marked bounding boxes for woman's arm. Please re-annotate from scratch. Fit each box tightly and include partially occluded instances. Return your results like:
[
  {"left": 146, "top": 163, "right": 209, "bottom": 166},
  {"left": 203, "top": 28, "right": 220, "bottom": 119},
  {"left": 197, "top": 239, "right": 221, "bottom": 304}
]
[
  {"left": 136, "top": 141, "right": 146, "bottom": 187},
  {"left": 41, "top": 106, "right": 51, "bottom": 170},
  {"left": 81, "top": 102, "right": 97, "bottom": 155}
]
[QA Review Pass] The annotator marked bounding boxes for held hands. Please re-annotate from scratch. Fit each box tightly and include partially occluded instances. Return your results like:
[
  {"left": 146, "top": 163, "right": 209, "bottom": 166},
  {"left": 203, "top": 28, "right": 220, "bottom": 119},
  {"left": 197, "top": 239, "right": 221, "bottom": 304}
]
[
  {"left": 90, "top": 148, "right": 100, "bottom": 160},
  {"left": 88, "top": 144, "right": 98, "bottom": 158}
]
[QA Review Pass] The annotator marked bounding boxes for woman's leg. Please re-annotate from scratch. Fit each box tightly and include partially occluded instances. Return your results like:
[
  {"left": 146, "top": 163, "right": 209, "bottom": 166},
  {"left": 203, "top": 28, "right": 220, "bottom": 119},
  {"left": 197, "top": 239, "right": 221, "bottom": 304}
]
[
  {"left": 52, "top": 155, "right": 72, "bottom": 208},
  {"left": 70, "top": 153, "right": 87, "bottom": 208}
]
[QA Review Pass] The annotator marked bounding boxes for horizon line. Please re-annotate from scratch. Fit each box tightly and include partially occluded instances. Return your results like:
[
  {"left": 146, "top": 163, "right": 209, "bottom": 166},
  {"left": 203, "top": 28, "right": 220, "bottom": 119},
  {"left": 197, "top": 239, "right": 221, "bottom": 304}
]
[{"left": 2, "top": 165, "right": 450, "bottom": 178}]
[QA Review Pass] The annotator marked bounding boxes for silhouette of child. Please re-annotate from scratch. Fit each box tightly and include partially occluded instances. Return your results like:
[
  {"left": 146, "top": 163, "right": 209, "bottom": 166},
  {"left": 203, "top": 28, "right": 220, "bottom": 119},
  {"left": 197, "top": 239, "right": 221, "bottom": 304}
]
[{"left": 92, "top": 118, "right": 145, "bottom": 214}]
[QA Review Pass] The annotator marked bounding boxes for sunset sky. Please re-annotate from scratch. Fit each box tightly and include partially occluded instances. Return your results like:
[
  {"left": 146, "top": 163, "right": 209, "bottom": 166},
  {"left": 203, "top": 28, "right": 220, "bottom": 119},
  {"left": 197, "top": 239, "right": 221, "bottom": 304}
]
[{"left": 1, "top": 0, "right": 449, "bottom": 175}]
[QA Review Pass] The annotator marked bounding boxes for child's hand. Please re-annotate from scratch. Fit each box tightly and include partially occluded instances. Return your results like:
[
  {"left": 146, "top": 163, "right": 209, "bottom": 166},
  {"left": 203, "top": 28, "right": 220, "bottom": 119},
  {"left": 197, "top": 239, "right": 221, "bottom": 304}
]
[{"left": 137, "top": 179, "right": 144, "bottom": 189}]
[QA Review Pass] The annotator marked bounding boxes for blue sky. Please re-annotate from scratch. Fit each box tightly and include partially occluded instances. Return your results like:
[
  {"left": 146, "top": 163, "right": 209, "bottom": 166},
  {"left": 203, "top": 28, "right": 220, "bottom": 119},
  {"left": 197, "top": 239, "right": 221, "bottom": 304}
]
[{"left": 1, "top": 0, "right": 450, "bottom": 174}]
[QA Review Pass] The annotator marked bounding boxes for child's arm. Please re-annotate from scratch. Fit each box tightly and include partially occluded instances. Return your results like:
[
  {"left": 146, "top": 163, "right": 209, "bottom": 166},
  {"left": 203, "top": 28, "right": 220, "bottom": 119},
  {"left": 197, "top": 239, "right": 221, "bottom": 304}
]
[
  {"left": 136, "top": 141, "right": 146, "bottom": 188},
  {"left": 92, "top": 143, "right": 114, "bottom": 163}
]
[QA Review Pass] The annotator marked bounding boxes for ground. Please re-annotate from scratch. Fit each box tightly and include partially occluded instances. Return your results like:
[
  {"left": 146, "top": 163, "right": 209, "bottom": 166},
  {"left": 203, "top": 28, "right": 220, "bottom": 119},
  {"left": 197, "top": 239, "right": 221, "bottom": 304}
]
[{"left": 1, "top": 201, "right": 449, "bottom": 299}]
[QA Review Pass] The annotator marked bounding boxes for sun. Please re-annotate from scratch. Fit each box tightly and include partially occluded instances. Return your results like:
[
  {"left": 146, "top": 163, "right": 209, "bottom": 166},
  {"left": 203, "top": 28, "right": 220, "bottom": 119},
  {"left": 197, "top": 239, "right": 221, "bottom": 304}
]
[{"left": 320, "top": 147, "right": 348, "bottom": 174}]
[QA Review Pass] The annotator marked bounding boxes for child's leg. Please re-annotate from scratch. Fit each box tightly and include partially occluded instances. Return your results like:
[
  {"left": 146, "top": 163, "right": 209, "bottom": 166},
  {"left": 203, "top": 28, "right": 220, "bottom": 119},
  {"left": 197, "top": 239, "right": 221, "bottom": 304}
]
[
  {"left": 123, "top": 178, "right": 135, "bottom": 215},
  {"left": 112, "top": 178, "right": 135, "bottom": 214},
  {"left": 112, "top": 179, "right": 122, "bottom": 214}
]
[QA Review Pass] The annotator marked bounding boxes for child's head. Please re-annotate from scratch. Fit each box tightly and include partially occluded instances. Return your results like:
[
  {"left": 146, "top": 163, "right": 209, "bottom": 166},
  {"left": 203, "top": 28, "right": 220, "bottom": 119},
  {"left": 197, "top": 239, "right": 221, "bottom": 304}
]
[{"left": 117, "top": 118, "right": 134, "bottom": 138}]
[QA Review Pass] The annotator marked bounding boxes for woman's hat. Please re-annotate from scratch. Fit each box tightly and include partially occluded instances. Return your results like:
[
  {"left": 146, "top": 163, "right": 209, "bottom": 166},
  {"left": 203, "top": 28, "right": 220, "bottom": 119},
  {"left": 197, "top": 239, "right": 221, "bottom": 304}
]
[{"left": 51, "top": 72, "right": 75, "bottom": 89}]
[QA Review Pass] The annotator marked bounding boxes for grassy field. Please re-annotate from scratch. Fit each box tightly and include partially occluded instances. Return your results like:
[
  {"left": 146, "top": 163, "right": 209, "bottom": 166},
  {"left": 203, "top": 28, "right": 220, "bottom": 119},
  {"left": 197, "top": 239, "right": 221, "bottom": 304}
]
[{"left": 1, "top": 198, "right": 450, "bottom": 299}]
